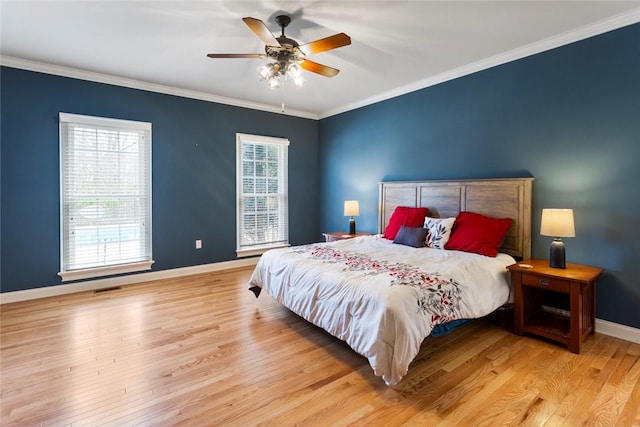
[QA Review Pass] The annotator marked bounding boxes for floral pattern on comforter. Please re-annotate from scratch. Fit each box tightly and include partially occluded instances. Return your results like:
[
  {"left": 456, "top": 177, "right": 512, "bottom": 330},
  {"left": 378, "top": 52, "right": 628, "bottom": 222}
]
[{"left": 293, "top": 244, "right": 462, "bottom": 324}]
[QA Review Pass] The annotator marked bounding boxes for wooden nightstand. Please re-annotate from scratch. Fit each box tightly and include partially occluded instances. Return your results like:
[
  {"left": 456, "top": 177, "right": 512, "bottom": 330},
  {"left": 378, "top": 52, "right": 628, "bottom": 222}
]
[
  {"left": 507, "top": 259, "right": 604, "bottom": 354},
  {"left": 322, "top": 231, "right": 373, "bottom": 242}
]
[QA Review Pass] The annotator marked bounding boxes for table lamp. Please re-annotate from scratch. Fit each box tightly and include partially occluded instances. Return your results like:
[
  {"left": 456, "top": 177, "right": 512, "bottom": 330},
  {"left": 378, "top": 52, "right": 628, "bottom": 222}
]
[
  {"left": 344, "top": 200, "right": 360, "bottom": 235},
  {"left": 540, "top": 208, "right": 575, "bottom": 269}
]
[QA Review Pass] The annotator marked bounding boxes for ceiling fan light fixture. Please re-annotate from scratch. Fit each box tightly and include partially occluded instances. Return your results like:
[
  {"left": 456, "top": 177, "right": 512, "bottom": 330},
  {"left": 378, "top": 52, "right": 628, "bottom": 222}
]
[
  {"left": 257, "top": 63, "right": 275, "bottom": 81},
  {"left": 286, "top": 62, "right": 304, "bottom": 87},
  {"left": 287, "top": 62, "right": 301, "bottom": 77},
  {"left": 267, "top": 76, "right": 281, "bottom": 89},
  {"left": 257, "top": 59, "right": 304, "bottom": 89},
  {"left": 291, "top": 73, "right": 305, "bottom": 88}
]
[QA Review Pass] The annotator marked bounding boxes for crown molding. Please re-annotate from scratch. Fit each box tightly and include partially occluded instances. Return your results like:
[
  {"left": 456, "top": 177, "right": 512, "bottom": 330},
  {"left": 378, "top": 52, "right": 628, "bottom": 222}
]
[
  {"left": 0, "top": 56, "right": 318, "bottom": 120},
  {"left": 2, "top": 7, "right": 638, "bottom": 121},
  {"left": 319, "top": 8, "right": 640, "bottom": 119}
]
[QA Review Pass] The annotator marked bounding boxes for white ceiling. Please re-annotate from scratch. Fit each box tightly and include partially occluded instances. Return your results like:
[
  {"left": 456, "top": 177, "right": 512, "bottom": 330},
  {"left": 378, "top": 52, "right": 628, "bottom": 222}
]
[{"left": 1, "top": 1, "right": 639, "bottom": 119}]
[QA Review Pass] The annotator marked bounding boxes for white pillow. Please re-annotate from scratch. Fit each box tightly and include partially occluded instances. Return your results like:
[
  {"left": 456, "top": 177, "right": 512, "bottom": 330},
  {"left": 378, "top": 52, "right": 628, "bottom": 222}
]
[{"left": 424, "top": 217, "right": 456, "bottom": 249}]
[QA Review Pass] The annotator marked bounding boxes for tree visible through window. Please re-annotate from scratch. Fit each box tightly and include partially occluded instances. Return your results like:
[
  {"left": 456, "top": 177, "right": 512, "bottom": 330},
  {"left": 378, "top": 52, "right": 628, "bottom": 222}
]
[
  {"left": 236, "top": 133, "right": 289, "bottom": 257},
  {"left": 59, "top": 113, "right": 153, "bottom": 281}
]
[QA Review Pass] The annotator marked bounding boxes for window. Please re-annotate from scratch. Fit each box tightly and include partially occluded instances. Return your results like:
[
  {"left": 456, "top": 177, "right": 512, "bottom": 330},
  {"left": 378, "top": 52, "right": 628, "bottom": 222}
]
[
  {"left": 59, "top": 113, "right": 153, "bottom": 281},
  {"left": 236, "top": 133, "right": 289, "bottom": 257}
]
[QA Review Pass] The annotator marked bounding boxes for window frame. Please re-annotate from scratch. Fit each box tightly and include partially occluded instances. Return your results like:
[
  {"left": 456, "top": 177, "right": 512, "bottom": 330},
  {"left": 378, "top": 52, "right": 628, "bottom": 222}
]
[
  {"left": 236, "top": 133, "right": 290, "bottom": 257},
  {"left": 58, "top": 112, "right": 154, "bottom": 281}
]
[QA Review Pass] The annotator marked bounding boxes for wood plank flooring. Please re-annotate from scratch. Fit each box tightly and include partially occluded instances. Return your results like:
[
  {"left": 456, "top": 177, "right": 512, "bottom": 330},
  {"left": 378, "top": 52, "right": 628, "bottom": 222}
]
[{"left": 1, "top": 267, "right": 639, "bottom": 426}]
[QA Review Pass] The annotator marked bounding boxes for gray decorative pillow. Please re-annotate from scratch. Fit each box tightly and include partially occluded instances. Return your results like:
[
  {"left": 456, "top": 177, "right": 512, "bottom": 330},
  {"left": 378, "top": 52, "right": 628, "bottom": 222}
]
[
  {"left": 393, "top": 225, "right": 428, "bottom": 248},
  {"left": 424, "top": 217, "right": 456, "bottom": 249}
]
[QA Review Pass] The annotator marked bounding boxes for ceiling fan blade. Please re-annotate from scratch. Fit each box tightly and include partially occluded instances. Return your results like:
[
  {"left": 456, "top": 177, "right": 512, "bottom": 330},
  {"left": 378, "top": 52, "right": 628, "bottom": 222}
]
[
  {"left": 207, "top": 53, "right": 267, "bottom": 59},
  {"left": 242, "top": 17, "right": 281, "bottom": 47},
  {"left": 298, "top": 33, "right": 351, "bottom": 55},
  {"left": 300, "top": 59, "right": 340, "bottom": 77}
]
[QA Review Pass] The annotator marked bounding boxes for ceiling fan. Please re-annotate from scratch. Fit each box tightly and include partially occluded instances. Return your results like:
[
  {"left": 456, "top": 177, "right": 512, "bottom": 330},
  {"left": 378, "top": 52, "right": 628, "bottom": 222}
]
[{"left": 207, "top": 15, "right": 351, "bottom": 88}]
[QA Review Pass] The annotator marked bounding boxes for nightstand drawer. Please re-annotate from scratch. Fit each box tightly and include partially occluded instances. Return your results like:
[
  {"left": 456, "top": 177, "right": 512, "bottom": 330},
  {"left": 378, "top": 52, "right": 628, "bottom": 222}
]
[{"left": 521, "top": 273, "right": 570, "bottom": 293}]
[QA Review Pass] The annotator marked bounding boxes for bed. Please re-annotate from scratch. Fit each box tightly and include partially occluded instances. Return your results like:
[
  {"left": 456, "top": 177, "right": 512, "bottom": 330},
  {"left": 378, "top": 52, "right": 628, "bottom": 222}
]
[{"left": 249, "top": 177, "right": 533, "bottom": 385}]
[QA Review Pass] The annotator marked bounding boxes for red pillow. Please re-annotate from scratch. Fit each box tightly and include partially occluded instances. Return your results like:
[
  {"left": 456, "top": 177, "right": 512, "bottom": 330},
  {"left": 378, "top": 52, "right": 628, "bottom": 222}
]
[
  {"left": 383, "top": 206, "right": 429, "bottom": 240},
  {"left": 445, "top": 211, "right": 512, "bottom": 257}
]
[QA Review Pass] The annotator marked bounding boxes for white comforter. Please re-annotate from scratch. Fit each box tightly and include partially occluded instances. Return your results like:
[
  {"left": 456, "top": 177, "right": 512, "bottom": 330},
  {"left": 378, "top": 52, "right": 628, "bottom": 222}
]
[{"left": 248, "top": 235, "right": 514, "bottom": 386}]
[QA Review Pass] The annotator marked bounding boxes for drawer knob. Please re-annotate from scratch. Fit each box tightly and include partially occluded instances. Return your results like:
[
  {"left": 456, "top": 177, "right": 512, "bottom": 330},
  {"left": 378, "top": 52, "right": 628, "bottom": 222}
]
[{"left": 539, "top": 279, "right": 550, "bottom": 286}]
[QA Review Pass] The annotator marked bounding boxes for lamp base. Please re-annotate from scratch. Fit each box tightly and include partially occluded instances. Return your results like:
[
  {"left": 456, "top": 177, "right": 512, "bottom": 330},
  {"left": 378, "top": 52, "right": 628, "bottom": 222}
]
[
  {"left": 549, "top": 238, "right": 566, "bottom": 269},
  {"left": 349, "top": 218, "right": 356, "bottom": 235}
]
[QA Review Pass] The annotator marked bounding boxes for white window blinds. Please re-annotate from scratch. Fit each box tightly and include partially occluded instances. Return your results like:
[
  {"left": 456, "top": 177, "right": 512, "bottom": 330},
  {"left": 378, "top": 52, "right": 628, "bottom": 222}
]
[
  {"left": 59, "top": 113, "right": 153, "bottom": 281},
  {"left": 236, "top": 133, "right": 289, "bottom": 257}
]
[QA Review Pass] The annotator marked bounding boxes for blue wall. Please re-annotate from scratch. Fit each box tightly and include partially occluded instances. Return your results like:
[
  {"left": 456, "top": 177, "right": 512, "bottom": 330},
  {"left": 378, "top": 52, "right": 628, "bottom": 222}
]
[
  {"left": 1, "top": 68, "right": 319, "bottom": 292},
  {"left": 318, "top": 24, "right": 640, "bottom": 328}
]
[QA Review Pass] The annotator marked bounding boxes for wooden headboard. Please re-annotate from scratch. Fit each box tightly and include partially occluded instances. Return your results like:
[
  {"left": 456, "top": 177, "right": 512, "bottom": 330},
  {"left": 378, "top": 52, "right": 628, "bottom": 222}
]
[{"left": 378, "top": 178, "right": 534, "bottom": 259}]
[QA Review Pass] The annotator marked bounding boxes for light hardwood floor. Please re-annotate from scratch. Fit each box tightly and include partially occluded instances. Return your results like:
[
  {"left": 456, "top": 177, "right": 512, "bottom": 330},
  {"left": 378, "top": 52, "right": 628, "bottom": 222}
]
[{"left": 1, "top": 267, "right": 638, "bottom": 426}]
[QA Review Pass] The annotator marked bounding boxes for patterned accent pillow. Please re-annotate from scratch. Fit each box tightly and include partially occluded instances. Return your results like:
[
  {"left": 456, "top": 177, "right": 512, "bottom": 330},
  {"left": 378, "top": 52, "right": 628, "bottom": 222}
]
[{"left": 424, "top": 217, "right": 456, "bottom": 249}]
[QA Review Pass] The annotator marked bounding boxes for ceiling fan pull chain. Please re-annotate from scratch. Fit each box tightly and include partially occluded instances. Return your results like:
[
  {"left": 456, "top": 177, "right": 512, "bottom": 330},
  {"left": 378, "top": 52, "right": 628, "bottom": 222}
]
[{"left": 281, "top": 87, "right": 286, "bottom": 113}]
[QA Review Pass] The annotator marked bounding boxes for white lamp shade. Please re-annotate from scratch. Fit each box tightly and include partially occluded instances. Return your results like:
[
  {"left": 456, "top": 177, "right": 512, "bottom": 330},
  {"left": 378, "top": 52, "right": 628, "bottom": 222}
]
[
  {"left": 540, "top": 209, "right": 575, "bottom": 237},
  {"left": 344, "top": 200, "right": 360, "bottom": 217}
]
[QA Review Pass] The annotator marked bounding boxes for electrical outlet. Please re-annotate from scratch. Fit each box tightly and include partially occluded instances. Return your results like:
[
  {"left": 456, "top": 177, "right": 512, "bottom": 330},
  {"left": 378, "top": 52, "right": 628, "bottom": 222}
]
[{"left": 195, "top": 239, "right": 202, "bottom": 249}]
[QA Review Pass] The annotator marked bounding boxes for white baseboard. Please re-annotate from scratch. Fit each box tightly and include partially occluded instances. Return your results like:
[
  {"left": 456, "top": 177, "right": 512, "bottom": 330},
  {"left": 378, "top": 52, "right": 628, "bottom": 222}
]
[
  {"left": 542, "top": 305, "right": 640, "bottom": 345},
  {"left": 0, "top": 258, "right": 259, "bottom": 304},
  {"left": 595, "top": 318, "right": 640, "bottom": 345}
]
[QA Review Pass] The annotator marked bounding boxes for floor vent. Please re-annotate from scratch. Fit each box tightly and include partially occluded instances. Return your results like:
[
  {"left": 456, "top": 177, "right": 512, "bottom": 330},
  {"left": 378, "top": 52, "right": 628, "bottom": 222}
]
[{"left": 94, "top": 286, "right": 122, "bottom": 293}]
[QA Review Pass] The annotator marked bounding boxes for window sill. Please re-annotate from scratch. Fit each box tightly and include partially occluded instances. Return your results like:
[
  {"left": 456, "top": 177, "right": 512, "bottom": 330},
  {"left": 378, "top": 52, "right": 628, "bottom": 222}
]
[
  {"left": 58, "top": 260, "right": 155, "bottom": 282},
  {"left": 236, "top": 244, "right": 290, "bottom": 258}
]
